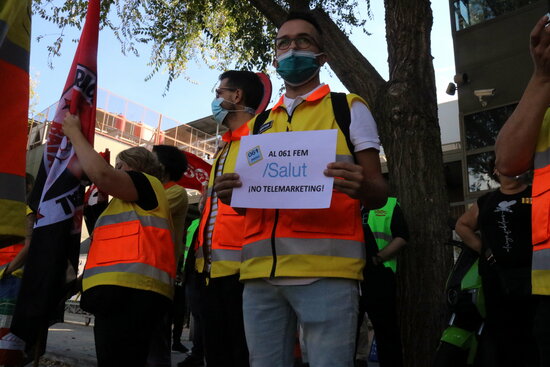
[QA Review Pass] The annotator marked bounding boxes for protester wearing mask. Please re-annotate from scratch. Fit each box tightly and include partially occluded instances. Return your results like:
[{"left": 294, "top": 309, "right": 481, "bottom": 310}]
[
  {"left": 214, "top": 11, "right": 387, "bottom": 367},
  {"left": 193, "top": 70, "right": 271, "bottom": 367}
]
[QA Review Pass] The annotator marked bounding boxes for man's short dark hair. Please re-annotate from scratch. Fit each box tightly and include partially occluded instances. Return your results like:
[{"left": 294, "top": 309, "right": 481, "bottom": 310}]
[
  {"left": 283, "top": 11, "right": 323, "bottom": 37},
  {"left": 152, "top": 145, "right": 188, "bottom": 182},
  {"left": 219, "top": 70, "right": 263, "bottom": 111}
]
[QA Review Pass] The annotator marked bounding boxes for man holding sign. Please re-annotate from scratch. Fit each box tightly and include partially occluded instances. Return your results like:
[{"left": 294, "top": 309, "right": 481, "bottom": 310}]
[{"left": 215, "top": 12, "right": 387, "bottom": 367}]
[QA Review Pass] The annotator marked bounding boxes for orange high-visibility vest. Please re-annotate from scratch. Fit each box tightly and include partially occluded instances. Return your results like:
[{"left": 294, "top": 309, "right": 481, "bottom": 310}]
[
  {"left": 0, "top": 0, "right": 31, "bottom": 245},
  {"left": 0, "top": 244, "right": 23, "bottom": 267},
  {"left": 83, "top": 173, "right": 176, "bottom": 299},
  {"left": 240, "top": 85, "right": 366, "bottom": 281},
  {"left": 532, "top": 108, "right": 550, "bottom": 295},
  {"left": 196, "top": 124, "right": 248, "bottom": 278}
]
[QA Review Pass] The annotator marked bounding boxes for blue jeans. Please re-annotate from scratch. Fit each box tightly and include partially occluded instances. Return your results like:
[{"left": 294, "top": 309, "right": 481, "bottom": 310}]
[{"left": 243, "top": 278, "right": 359, "bottom": 367}]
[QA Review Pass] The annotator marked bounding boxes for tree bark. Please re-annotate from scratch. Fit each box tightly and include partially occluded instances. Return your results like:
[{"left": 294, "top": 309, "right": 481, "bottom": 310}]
[
  {"left": 249, "top": 1, "right": 453, "bottom": 365},
  {"left": 378, "top": 1, "right": 453, "bottom": 366}
]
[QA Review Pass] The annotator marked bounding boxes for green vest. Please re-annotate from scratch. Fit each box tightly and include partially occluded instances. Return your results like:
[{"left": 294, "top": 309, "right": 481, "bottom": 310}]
[
  {"left": 367, "top": 197, "right": 398, "bottom": 273},
  {"left": 182, "top": 218, "right": 200, "bottom": 272}
]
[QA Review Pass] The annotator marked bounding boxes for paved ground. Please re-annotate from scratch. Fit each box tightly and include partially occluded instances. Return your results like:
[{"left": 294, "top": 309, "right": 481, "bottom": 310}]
[
  {"left": 40, "top": 312, "right": 193, "bottom": 367},
  {"left": 39, "top": 312, "right": 380, "bottom": 367}
]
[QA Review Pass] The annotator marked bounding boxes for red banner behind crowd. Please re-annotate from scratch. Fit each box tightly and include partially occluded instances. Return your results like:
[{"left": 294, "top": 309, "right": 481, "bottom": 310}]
[
  {"left": 178, "top": 151, "right": 212, "bottom": 191},
  {"left": 0, "top": 0, "right": 31, "bottom": 246},
  {"left": 12, "top": 0, "right": 100, "bottom": 345}
]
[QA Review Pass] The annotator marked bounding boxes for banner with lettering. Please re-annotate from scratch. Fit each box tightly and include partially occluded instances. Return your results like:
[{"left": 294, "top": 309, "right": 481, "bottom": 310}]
[
  {"left": 11, "top": 0, "right": 100, "bottom": 346},
  {"left": 231, "top": 130, "right": 336, "bottom": 209}
]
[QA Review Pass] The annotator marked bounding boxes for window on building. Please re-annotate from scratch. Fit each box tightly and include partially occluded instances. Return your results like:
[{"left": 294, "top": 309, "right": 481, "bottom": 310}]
[
  {"left": 463, "top": 104, "right": 517, "bottom": 193},
  {"left": 464, "top": 104, "right": 517, "bottom": 150},
  {"left": 452, "top": 0, "right": 538, "bottom": 31},
  {"left": 466, "top": 151, "right": 499, "bottom": 192}
]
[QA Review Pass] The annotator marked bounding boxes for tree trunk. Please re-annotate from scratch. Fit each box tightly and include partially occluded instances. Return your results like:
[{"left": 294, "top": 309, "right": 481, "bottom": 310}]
[
  {"left": 249, "top": 1, "right": 453, "bottom": 365},
  {"left": 378, "top": 1, "right": 453, "bottom": 366}
]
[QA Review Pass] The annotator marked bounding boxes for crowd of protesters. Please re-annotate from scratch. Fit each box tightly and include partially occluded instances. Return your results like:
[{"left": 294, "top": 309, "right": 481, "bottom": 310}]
[{"left": 3, "top": 9, "right": 550, "bottom": 367}]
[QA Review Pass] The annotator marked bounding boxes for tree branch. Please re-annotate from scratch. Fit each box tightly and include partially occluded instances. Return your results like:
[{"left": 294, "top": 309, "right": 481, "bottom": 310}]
[
  {"left": 312, "top": 7, "right": 386, "bottom": 102},
  {"left": 247, "top": 0, "right": 288, "bottom": 27},
  {"left": 289, "top": 0, "right": 310, "bottom": 12}
]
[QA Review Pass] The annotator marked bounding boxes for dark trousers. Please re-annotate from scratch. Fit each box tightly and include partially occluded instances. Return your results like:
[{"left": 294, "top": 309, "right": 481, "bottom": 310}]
[
  {"left": 147, "top": 310, "right": 172, "bottom": 367},
  {"left": 474, "top": 273, "right": 538, "bottom": 367},
  {"left": 93, "top": 290, "right": 170, "bottom": 367},
  {"left": 359, "top": 266, "right": 403, "bottom": 367},
  {"left": 186, "top": 271, "right": 205, "bottom": 359},
  {"left": 202, "top": 274, "right": 249, "bottom": 367},
  {"left": 533, "top": 296, "right": 550, "bottom": 367},
  {"left": 172, "top": 284, "right": 187, "bottom": 344}
]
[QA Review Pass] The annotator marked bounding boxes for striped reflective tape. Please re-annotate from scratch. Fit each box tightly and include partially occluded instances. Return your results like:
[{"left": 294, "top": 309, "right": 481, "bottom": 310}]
[{"left": 241, "top": 237, "right": 365, "bottom": 261}]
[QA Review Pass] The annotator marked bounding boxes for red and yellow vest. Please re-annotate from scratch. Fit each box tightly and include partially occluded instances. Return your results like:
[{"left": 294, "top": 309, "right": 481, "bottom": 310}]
[
  {"left": 83, "top": 173, "right": 176, "bottom": 299},
  {"left": 0, "top": 0, "right": 31, "bottom": 245},
  {"left": 196, "top": 124, "right": 248, "bottom": 278},
  {"left": 0, "top": 206, "right": 32, "bottom": 274},
  {"left": 0, "top": 244, "right": 23, "bottom": 268},
  {"left": 532, "top": 108, "right": 550, "bottom": 295},
  {"left": 240, "top": 85, "right": 366, "bottom": 281}
]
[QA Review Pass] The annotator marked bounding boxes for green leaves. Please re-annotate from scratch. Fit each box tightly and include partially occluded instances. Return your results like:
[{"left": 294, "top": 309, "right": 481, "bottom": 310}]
[{"left": 34, "top": 0, "right": 372, "bottom": 91}]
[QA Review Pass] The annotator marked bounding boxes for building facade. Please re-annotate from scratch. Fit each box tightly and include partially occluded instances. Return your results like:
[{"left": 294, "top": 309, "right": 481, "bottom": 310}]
[{"left": 449, "top": 0, "right": 546, "bottom": 209}]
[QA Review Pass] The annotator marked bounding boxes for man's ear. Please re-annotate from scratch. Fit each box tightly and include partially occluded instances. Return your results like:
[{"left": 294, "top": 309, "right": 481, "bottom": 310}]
[
  {"left": 317, "top": 53, "right": 328, "bottom": 66},
  {"left": 272, "top": 58, "right": 279, "bottom": 69},
  {"left": 233, "top": 88, "right": 244, "bottom": 104}
]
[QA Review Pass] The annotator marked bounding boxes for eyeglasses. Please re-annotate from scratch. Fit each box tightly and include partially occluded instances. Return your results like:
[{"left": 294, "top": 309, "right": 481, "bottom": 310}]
[
  {"left": 275, "top": 37, "right": 317, "bottom": 50},
  {"left": 214, "top": 87, "right": 236, "bottom": 98}
]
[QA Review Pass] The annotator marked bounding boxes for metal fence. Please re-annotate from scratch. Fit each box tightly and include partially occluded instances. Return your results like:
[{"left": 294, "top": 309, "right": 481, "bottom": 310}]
[{"left": 28, "top": 87, "right": 218, "bottom": 159}]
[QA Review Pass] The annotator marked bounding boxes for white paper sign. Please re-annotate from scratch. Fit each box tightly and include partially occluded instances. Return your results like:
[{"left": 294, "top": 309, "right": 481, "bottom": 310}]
[{"left": 231, "top": 130, "right": 337, "bottom": 209}]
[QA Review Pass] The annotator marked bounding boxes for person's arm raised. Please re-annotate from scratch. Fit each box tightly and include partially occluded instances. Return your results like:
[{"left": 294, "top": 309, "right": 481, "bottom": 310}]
[
  {"left": 496, "top": 15, "right": 550, "bottom": 175},
  {"left": 63, "top": 112, "right": 138, "bottom": 202}
]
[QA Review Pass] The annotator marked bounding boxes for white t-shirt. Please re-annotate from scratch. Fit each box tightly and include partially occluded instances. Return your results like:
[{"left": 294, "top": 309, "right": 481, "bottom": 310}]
[{"left": 283, "top": 83, "right": 380, "bottom": 153}]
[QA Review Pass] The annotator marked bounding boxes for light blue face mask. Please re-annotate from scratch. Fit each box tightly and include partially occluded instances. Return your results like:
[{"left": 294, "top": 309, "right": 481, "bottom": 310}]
[
  {"left": 211, "top": 97, "right": 229, "bottom": 125},
  {"left": 211, "top": 97, "right": 256, "bottom": 125},
  {"left": 276, "top": 50, "right": 323, "bottom": 87}
]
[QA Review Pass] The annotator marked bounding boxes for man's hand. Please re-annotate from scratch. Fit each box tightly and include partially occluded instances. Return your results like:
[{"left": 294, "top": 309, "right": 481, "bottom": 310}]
[
  {"left": 531, "top": 14, "right": 550, "bottom": 82},
  {"left": 62, "top": 112, "right": 82, "bottom": 139},
  {"left": 214, "top": 173, "right": 242, "bottom": 205},
  {"left": 324, "top": 161, "right": 364, "bottom": 199}
]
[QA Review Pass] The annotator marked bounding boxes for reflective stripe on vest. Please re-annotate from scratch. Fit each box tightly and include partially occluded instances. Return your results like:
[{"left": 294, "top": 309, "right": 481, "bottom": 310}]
[
  {"left": 83, "top": 173, "right": 176, "bottom": 299},
  {"left": 0, "top": 1, "right": 30, "bottom": 244},
  {"left": 240, "top": 88, "right": 366, "bottom": 280},
  {"left": 532, "top": 109, "right": 550, "bottom": 295},
  {"left": 96, "top": 211, "right": 171, "bottom": 230},
  {"left": 367, "top": 197, "right": 398, "bottom": 273},
  {"left": 196, "top": 136, "right": 246, "bottom": 278},
  {"left": 241, "top": 237, "right": 364, "bottom": 261}
]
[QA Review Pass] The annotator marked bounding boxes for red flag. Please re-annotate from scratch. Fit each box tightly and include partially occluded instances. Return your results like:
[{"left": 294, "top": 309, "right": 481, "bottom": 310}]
[
  {"left": 12, "top": 0, "right": 100, "bottom": 345},
  {"left": 177, "top": 152, "right": 212, "bottom": 191}
]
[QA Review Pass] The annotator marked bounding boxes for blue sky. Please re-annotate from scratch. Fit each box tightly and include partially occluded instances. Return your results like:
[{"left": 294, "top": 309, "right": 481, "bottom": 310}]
[{"left": 30, "top": 1, "right": 457, "bottom": 130}]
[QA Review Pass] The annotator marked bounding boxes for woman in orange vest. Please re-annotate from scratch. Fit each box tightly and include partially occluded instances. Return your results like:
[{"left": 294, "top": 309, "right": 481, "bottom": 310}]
[{"left": 63, "top": 112, "right": 176, "bottom": 367}]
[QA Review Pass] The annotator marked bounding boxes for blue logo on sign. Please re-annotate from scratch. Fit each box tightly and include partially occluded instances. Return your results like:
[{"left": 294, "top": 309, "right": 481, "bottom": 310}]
[{"left": 247, "top": 146, "right": 263, "bottom": 166}]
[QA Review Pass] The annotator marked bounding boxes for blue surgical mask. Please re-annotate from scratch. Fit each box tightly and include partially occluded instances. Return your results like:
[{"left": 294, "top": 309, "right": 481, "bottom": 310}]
[
  {"left": 211, "top": 97, "right": 256, "bottom": 125},
  {"left": 211, "top": 97, "right": 229, "bottom": 125},
  {"left": 276, "top": 50, "right": 323, "bottom": 86}
]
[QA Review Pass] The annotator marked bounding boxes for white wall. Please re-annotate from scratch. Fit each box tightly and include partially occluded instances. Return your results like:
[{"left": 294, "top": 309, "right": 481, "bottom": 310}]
[{"left": 437, "top": 100, "right": 460, "bottom": 145}]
